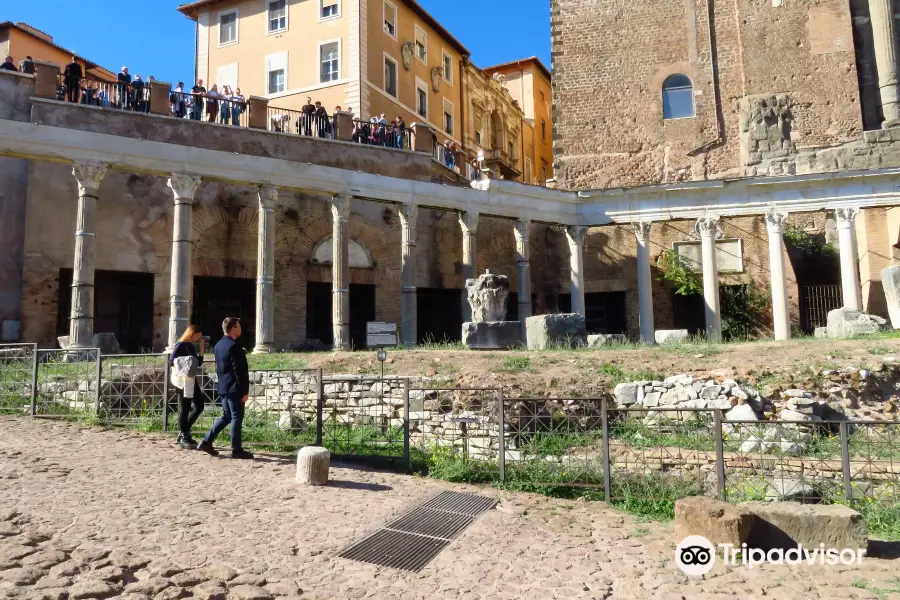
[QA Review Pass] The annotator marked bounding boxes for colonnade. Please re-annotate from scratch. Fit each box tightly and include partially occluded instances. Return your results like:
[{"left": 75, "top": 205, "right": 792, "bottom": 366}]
[{"left": 66, "top": 161, "right": 866, "bottom": 349}]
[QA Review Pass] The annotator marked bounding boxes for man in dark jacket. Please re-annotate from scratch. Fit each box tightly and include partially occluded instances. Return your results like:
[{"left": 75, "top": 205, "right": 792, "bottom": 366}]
[
  {"left": 197, "top": 317, "right": 253, "bottom": 459},
  {"left": 18, "top": 56, "right": 34, "bottom": 75},
  {"left": 117, "top": 66, "right": 131, "bottom": 109},
  {"left": 1, "top": 56, "right": 18, "bottom": 72},
  {"left": 63, "top": 57, "right": 82, "bottom": 103}
]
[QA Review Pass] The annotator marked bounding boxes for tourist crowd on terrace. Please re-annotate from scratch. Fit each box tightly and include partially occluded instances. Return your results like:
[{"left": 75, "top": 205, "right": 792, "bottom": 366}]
[{"left": 3, "top": 53, "right": 483, "bottom": 179}]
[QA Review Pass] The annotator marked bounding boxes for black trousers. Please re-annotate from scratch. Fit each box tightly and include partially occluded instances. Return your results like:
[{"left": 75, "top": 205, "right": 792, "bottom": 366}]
[
  {"left": 176, "top": 386, "right": 205, "bottom": 438},
  {"left": 66, "top": 77, "right": 80, "bottom": 103}
]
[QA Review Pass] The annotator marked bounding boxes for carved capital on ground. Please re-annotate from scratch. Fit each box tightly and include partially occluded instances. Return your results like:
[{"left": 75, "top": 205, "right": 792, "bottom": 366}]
[
  {"left": 330, "top": 194, "right": 352, "bottom": 222},
  {"left": 257, "top": 185, "right": 279, "bottom": 209},
  {"left": 72, "top": 161, "right": 108, "bottom": 196},
  {"left": 167, "top": 173, "right": 201, "bottom": 201},
  {"left": 835, "top": 207, "right": 859, "bottom": 228}
]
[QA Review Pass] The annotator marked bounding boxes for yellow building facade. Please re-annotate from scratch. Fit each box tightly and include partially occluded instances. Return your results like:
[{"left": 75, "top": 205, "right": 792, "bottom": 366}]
[
  {"left": 0, "top": 21, "right": 115, "bottom": 81},
  {"left": 178, "top": 0, "right": 546, "bottom": 183}
]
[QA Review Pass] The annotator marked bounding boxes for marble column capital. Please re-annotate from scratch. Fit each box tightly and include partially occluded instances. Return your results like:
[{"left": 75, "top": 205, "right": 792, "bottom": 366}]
[
  {"left": 696, "top": 216, "right": 720, "bottom": 238},
  {"left": 765, "top": 210, "right": 789, "bottom": 232},
  {"left": 257, "top": 184, "right": 279, "bottom": 209},
  {"left": 632, "top": 221, "right": 652, "bottom": 241},
  {"left": 330, "top": 194, "right": 352, "bottom": 222},
  {"left": 835, "top": 207, "right": 859, "bottom": 228},
  {"left": 72, "top": 161, "right": 108, "bottom": 196},
  {"left": 565, "top": 225, "right": 588, "bottom": 246},
  {"left": 513, "top": 219, "right": 531, "bottom": 244},
  {"left": 168, "top": 173, "right": 201, "bottom": 202},
  {"left": 398, "top": 204, "right": 419, "bottom": 228},
  {"left": 458, "top": 211, "right": 479, "bottom": 234}
]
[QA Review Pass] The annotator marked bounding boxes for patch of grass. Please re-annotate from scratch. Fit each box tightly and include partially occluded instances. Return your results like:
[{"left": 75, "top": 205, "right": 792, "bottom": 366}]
[
  {"left": 495, "top": 356, "right": 534, "bottom": 373},
  {"left": 851, "top": 579, "right": 868, "bottom": 590},
  {"left": 248, "top": 354, "right": 309, "bottom": 370},
  {"left": 868, "top": 345, "right": 895, "bottom": 356},
  {"left": 631, "top": 526, "right": 651, "bottom": 538},
  {"left": 598, "top": 363, "right": 627, "bottom": 383}
]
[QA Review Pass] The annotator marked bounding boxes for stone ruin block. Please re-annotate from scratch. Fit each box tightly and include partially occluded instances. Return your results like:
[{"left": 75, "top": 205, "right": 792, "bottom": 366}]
[
  {"left": 525, "top": 314, "right": 587, "bottom": 350},
  {"left": 882, "top": 265, "right": 900, "bottom": 329},
  {"left": 462, "top": 322, "right": 521, "bottom": 350},
  {"left": 826, "top": 308, "right": 888, "bottom": 339},
  {"left": 465, "top": 271, "right": 510, "bottom": 323}
]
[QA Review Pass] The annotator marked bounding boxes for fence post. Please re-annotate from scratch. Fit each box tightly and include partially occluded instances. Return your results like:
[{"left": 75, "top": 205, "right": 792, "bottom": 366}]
[
  {"left": 162, "top": 357, "right": 170, "bottom": 432},
  {"left": 315, "top": 368, "right": 324, "bottom": 447},
  {"left": 498, "top": 389, "right": 505, "bottom": 483},
  {"left": 94, "top": 351, "right": 102, "bottom": 417},
  {"left": 402, "top": 378, "right": 410, "bottom": 469},
  {"left": 29, "top": 346, "right": 39, "bottom": 417},
  {"left": 840, "top": 421, "right": 852, "bottom": 500},
  {"left": 714, "top": 409, "right": 726, "bottom": 500},
  {"left": 601, "top": 397, "right": 611, "bottom": 504}
]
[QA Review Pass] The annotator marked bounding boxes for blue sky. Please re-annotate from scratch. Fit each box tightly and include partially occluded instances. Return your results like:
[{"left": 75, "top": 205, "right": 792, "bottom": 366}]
[{"left": 5, "top": 1, "right": 550, "bottom": 86}]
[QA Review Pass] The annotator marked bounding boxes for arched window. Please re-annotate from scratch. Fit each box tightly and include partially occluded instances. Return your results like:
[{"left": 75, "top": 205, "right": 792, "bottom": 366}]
[
  {"left": 662, "top": 74, "right": 694, "bottom": 120},
  {"left": 311, "top": 236, "right": 374, "bottom": 268}
]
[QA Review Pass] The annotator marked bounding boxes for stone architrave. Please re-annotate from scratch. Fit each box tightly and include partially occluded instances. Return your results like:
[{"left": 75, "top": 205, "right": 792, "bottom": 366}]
[
  {"left": 166, "top": 173, "right": 201, "bottom": 352},
  {"left": 466, "top": 271, "right": 510, "bottom": 323},
  {"left": 254, "top": 185, "right": 279, "bottom": 354},
  {"left": 881, "top": 265, "right": 900, "bottom": 329},
  {"left": 69, "top": 161, "right": 108, "bottom": 349}
]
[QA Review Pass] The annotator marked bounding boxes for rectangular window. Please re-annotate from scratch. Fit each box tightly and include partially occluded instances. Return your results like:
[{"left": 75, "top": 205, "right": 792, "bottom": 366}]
[
  {"left": 415, "top": 26, "right": 427, "bottom": 62},
  {"left": 443, "top": 98, "right": 454, "bottom": 135},
  {"left": 383, "top": 0, "right": 396, "bottom": 38},
  {"left": 541, "top": 119, "right": 546, "bottom": 141},
  {"left": 266, "top": 51, "right": 287, "bottom": 94},
  {"left": 320, "top": 41, "right": 340, "bottom": 83},
  {"left": 475, "top": 131, "right": 481, "bottom": 145},
  {"left": 268, "top": 0, "right": 287, "bottom": 33},
  {"left": 384, "top": 55, "right": 398, "bottom": 97},
  {"left": 320, "top": 0, "right": 340, "bottom": 20},
  {"left": 508, "top": 141, "right": 514, "bottom": 158},
  {"left": 539, "top": 90, "right": 545, "bottom": 103},
  {"left": 541, "top": 164, "right": 548, "bottom": 184},
  {"left": 416, "top": 80, "right": 427, "bottom": 118},
  {"left": 217, "top": 63, "right": 238, "bottom": 92},
  {"left": 525, "top": 157, "right": 533, "bottom": 183},
  {"left": 218, "top": 10, "right": 238, "bottom": 46},
  {"left": 442, "top": 51, "right": 453, "bottom": 85}
]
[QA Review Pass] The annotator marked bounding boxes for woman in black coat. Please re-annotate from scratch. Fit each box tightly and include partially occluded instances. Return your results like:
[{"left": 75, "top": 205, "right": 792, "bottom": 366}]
[{"left": 169, "top": 324, "right": 206, "bottom": 448}]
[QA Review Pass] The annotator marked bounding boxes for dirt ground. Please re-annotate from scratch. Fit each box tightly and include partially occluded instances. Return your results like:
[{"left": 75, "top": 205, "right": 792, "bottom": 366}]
[
  {"left": 2, "top": 417, "right": 900, "bottom": 600},
  {"left": 272, "top": 335, "right": 900, "bottom": 397}
]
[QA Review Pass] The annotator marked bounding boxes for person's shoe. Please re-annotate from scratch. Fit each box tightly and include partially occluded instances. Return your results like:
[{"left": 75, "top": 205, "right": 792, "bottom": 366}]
[
  {"left": 183, "top": 436, "right": 198, "bottom": 446},
  {"left": 178, "top": 439, "right": 194, "bottom": 450},
  {"left": 176, "top": 432, "right": 184, "bottom": 444},
  {"left": 196, "top": 440, "right": 219, "bottom": 456},
  {"left": 231, "top": 448, "right": 254, "bottom": 460}
]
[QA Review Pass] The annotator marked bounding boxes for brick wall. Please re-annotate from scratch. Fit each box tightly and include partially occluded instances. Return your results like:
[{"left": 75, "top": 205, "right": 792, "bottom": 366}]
[{"left": 551, "top": 0, "right": 865, "bottom": 190}]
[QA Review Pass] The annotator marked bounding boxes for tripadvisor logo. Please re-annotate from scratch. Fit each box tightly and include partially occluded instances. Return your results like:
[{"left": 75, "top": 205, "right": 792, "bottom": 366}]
[{"left": 676, "top": 536, "right": 865, "bottom": 576}]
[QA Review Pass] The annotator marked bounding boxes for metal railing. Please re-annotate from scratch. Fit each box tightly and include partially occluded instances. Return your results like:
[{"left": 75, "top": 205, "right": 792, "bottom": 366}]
[
  {"left": 56, "top": 75, "right": 151, "bottom": 112},
  {"left": 267, "top": 106, "right": 334, "bottom": 138},
  {"left": 168, "top": 91, "right": 249, "bottom": 126},
  {"left": 352, "top": 119, "right": 410, "bottom": 149}
]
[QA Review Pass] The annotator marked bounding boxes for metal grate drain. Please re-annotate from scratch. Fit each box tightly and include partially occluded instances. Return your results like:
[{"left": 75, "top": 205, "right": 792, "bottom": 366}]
[{"left": 337, "top": 491, "right": 497, "bottom": 572}]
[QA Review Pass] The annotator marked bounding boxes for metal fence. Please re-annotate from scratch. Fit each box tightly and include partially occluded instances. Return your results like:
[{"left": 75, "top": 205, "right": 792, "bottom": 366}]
[
  {"left": 267, "top": 106, "right": 334, "bottom": 138},
  {"left": 32, "top": 348, "right": 101, "bottom": 419},
  {"left": 800, "top": 284, "right": 842, "bottom": 333},
  {"left": 0, "top": 344, "right": 35, "bottom": 415},
  {"left": 98, "top": 354, "right": 168, "bottom": 427}
]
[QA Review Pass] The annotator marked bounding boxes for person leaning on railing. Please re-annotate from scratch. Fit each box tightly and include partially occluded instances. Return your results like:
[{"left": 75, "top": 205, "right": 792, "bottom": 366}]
[
  {"left": 190, "top": 80, "right": 206, "bottom": 121},
  {"left": 231, "top": 88, "right": 245, "bottom": 125},
  {"left": 117, "top": 66, "right": 131, "bottom": 109},
  {"left": 219, "top": 85, "right": 232, "bottom": 125}
]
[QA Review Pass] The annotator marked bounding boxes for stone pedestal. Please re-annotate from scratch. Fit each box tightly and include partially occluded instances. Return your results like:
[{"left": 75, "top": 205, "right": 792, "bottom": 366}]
[
  {"left": 296, "top": 446, "right": 330, "bottom": 486},
  {"left": 333, "top": 111, "right": 354, "bottom": 141},
  {"left": 882, "top": 265, "right": 900, "bottom": 328},
  {"left": 148, "top": 80, "right": 171, "bottom": 116},
  {"left": 462, "top": 322, "right": 521, "bottom": 349},
  {"left": 248, "top": 96, "right": 270, "bottom": 130}
]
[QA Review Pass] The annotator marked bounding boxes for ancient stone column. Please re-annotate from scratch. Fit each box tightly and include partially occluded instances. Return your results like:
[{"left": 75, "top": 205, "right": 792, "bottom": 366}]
[
  {"left": 514, "top": 219, "right": 532, "bottom": 340},
  {"left": 697, "top": 216, "right": 722, "bottom": 342},
  {"left": 565, "top": 226, "right": 588, "bottom": 317},
  {"left": 765, "top": 211, "right": 791, "bottom": 341},
  {"left": 330, "top": 194, "right": 352, "bottom": 350},
  {"left": 836, "top": 207, "right": 862, "bottom": 311},
  {"left": 633, "top": 221, "right": 655, "bottom": 344},
  {"left": 69, "top": 162, "right": 108, "bottom": 349},
  {"left": 869, "top": 0, "right": 900, "bottom": 127},
  {"left": 253, "top": 185, "right": 279, "bottom": 354},
  {"left": 459, "top": 211, "right": 479, "bottom": 323},
  {"left": 399, "top": 204, "right": 419, "bottom": 346},
  {"left": 166, "top": 173, "right": 201, "bottom": 352}
]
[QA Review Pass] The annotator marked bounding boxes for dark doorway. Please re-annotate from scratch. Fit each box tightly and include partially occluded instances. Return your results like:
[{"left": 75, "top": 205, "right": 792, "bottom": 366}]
[
  {"left": 558, "top": 291, "right": 627, "bottom": 334},
  {"left": 417, "top": 288, "right": 463, "bottom": 343},
  {"left": 799, "top": 284, "right": 843, "bottom": 334},
  {"left": 673, "top": 292, "right": 705, "bottom": 336},
  {"left": 56, "top": 269, "right": 154, "bottom": 353},
  {"left": 305, "top": 282, "right": 376, "bottom": 349},
  {"left": 193, "top": 276, "right": 256, "bottom": 351},
  {"left": 505, "top": 292, "right": 538, "bottom": 322}
]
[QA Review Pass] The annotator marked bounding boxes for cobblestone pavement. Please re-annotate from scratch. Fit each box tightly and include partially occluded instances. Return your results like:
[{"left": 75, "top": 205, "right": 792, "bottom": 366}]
[{"left": 1, "top": 417, "right": 900, "bottom": 600}]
